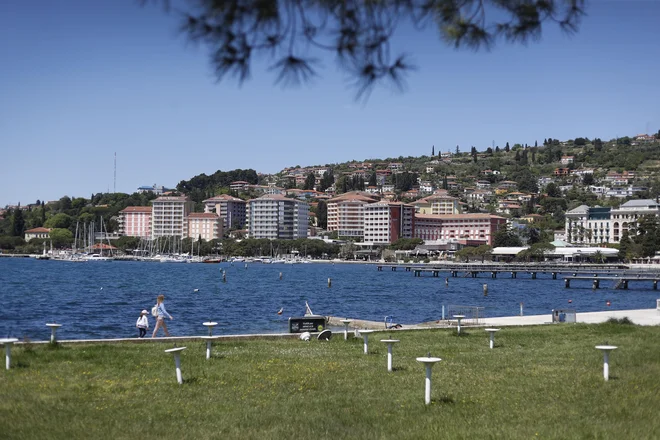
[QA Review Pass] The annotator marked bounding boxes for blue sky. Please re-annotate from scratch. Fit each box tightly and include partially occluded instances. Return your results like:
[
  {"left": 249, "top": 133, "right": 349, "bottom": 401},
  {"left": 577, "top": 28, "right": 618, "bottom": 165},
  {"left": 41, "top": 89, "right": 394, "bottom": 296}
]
[{"left": 1, "top": 0, "right": 659, "bottom": 206}]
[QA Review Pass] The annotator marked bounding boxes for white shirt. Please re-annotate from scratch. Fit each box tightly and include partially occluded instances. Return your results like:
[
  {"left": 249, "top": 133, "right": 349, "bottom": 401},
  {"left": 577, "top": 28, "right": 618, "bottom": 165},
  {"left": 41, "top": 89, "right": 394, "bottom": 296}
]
[{"left": 136, "top": 315, "right": 149, "bottom": 328}]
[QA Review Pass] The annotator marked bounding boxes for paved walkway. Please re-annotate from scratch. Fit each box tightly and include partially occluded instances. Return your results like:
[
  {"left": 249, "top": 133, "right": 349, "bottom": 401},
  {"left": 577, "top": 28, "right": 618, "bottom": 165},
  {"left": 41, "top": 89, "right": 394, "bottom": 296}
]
[{"left": 480, "top": 308, "right": 660, "bottom": 327}]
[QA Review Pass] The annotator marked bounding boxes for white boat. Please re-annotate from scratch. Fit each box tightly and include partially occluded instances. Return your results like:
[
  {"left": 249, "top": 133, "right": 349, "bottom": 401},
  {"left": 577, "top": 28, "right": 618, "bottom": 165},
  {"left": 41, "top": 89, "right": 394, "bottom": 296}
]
[
  {"left": 160, "top": 255, "right": 187, "bottom": 263},
  {"left": 85, "top": 254, "right": 114, "bottom": 261}
]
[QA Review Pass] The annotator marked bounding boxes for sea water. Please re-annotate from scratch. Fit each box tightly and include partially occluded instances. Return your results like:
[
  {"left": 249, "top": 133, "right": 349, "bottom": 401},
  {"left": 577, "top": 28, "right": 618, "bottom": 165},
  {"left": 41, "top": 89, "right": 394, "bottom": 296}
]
[{"left": 0, "top": 258, "right": 657, "bottom": 340}]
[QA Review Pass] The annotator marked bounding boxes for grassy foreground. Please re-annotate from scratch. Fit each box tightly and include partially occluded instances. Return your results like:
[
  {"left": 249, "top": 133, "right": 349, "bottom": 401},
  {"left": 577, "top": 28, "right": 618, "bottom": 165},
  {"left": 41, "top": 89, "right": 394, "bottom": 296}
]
[{"left": 1, "top": 323, "right": 659, "bottom": 440}]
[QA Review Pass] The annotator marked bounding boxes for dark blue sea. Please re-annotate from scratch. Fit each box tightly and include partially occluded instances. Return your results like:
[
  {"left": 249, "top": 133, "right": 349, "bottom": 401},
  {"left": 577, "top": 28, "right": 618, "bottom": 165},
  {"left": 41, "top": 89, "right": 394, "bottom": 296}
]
[{"left": 1, "top": 258, "right": 658, "bottom": 341}]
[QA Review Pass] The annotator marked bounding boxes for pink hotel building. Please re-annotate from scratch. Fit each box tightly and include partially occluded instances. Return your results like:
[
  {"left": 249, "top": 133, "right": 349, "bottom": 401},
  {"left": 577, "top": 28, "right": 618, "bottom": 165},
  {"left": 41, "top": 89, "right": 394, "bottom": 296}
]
[
  {"left": 118, "top": 207, "right": 152, "bottom": 238},
  {"left": 414, "top": 213, "right": 506, "bottom": 245}
]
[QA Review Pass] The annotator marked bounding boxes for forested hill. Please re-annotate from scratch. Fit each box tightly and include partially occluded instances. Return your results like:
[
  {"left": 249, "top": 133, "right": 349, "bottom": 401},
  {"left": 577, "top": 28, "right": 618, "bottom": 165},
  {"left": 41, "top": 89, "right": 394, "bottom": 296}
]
[{"left": 176, "top": 169, "right": 259, "bottom": 202}]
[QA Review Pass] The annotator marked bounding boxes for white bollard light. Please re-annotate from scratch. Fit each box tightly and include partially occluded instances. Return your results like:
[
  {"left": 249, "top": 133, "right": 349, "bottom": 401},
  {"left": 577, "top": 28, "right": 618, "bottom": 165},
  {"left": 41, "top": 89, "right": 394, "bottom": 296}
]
[
  {"left": 416, "top": 356, "right": 442, "bottom": 405},
  {"left": 46, "top": 323, "right": 62, "bottom": 343},
  {"left": 359, "top": 330, "right": 374, "bottom": 354},
  {"left": 485, "top": 328, "right": 500, "bottom": 349},
  {"left": 595, "top": 345, "right": 617, "bottom": 381},
  {"left": 164, "top": 347, "right": 187, "bottom": 384},
  {"left": 1, "top": 339, "right": 19, "bottom": 370},
  {"left": 340, "top": 319, "right": 352, "bottom": 341},
  {"left": 203, "top": 322, "right": 218, "bottom": 336},
  {"left": 380, "top": 339, "right": 400, "bottom": 372},
  {"left": 453, "top": 315, "right": 465, "bottom": 335},
  {"left": 201, "top": 336, "right": 215, "bottom": 360}
]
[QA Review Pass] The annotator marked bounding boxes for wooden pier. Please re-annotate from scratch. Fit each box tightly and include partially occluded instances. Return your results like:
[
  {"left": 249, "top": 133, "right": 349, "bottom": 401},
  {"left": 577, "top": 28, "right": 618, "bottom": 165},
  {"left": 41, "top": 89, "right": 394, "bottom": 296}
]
[
  {"left": 376, "top": 263, "right": 660, "bottom": 289},
  {"left": 563, "top": 276, "right": 659, "bottom": 290}
]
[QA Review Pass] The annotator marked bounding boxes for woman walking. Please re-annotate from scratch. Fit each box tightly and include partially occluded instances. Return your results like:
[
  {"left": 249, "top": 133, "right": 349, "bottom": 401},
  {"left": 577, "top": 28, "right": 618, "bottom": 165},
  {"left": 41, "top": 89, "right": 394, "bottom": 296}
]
[{"left": 152, "top": 294, "right": 174, "bottom": 338}]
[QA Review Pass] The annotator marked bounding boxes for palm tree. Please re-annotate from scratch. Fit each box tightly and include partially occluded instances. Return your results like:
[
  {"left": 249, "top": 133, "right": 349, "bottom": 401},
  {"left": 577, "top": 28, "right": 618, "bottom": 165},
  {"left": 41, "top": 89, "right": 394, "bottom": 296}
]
[{"left": 592, "top": 250, "right": 605, "bottom": 264}]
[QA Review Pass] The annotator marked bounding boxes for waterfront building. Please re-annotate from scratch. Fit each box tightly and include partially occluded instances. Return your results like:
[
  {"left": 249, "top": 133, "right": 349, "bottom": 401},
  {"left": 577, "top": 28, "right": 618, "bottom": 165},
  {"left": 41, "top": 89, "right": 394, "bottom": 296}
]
[
  {"left": 24, "top": 227, "right": 51, "bottom": 242},
  {"left": 564, "top": 199, "right": 660, "bottom": 245},
  {"left": 363, "top": 202, "right": 415, "bottom": 244},
  {"left": 610, "top": 199, "right": 660, "bottom": 243},
  {"left": 186, "top": 213, "right": 223, "bottom": 241},
  {"left": 118, "top": 206, "right": 152, "bottom": 238},
  {"left": 412, "top": 194, "right": 460, "bottom": 215},
  {"left": 151, "top": 196, "right": 194, "bottom": 238},
  {"left": 326, "top": 192, "right": 380, "bottom": 240},
  {"left": 246, "top": 194, "right": 308, "bottom": 239},
  {"left": 414, "top": 213, "right": 506, "bottom": 245},
  {"left": 202, "top": 194, "right": 247, "bottom": 229}
]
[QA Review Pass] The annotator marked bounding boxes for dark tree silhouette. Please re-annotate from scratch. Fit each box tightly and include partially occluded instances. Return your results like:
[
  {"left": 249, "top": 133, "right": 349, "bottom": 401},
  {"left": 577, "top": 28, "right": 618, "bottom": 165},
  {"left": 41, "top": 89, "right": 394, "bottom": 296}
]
[{"left": 143, "top": 0, "right": 585, "bottom": 98}]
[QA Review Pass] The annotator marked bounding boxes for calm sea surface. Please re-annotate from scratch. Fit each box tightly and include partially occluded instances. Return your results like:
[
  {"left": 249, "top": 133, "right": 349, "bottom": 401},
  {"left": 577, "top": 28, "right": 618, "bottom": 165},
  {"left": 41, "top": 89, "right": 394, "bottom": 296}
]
[{"left": 1, "top": 258, "right": 658, "bottom": 340}]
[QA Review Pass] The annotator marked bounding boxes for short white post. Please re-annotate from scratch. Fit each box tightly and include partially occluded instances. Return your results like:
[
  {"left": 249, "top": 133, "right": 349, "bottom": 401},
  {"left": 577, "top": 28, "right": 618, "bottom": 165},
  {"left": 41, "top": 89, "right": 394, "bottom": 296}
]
[
  {"left": 201, "top": 336, "right": 215, "bottom": 360},
  {"left": 595, "top": 345, "right": 617, "bottom": 381},
  {"left": 381, "top": 339, "right": 400, "bottom": 372},
  {"left": 360, "top": 330, "right": 374, "bottom": 354},
  {"left": 485, "top": 328, "right": 500, "bottom": 349},
  {"left": 46, "top": 323, "right": 62, "bottom": 343},
  {"left": 1, "top": 339, "right": 19, "bottom": 370},
  {"left": 454, "top": 315, "right": 465, "bottom": 335},
  {"left": 416, "top": 356, "right": 442, "bottom": 405},
  {"left": 164, "top": 347, "right": 187, "bottom": 384},
  {"left": 203, "top": 321, "right": 218, "bottom": 337},
  {"left": 340, "top": 319, "right": 352, "bottom": 341}
]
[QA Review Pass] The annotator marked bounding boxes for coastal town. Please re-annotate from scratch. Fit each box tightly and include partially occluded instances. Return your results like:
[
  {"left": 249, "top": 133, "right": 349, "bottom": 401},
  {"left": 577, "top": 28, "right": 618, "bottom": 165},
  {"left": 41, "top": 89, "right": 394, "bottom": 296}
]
[{"left": 2, "top": 134, "right": 660, "bottom": 264}]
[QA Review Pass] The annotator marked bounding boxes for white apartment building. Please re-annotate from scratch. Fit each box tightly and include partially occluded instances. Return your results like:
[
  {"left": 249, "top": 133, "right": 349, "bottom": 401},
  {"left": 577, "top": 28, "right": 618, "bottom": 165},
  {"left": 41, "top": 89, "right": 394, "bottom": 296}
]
[
  {"left": 564, "top": 205, "right": 611, "bottom": 245},
  {"left": 247, "top": 194, "right": 308, "bottom": 239},
  {"left": 202, "top": 194, "right": 247, "bottom": 229},
  {"left": 151, "top": 196, "right": 194, "bottom": 238},
  {"left": 363, "top": 202, "right": 414, "bottom": 244},
  {"left": 610, "top": 199, "right": 660, "bottom": 243},
  {"left": 564, "top": 199, "right": 660, "bottom": 244},
  {"left": 118, "top": 206, "right": 152, "bottom": 238},
  {"left": 186, "top": 213, "right": 223, "bottom": 241},
  {"left": 326, "top": 192, "right": 380, "bottom": 239}
]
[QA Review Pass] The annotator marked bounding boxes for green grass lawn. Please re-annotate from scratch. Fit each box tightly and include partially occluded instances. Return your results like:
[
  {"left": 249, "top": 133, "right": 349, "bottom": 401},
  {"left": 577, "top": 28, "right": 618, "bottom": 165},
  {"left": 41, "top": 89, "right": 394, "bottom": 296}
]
[{"left": 2, "top": 322, "right": 659, "bottom": 439}]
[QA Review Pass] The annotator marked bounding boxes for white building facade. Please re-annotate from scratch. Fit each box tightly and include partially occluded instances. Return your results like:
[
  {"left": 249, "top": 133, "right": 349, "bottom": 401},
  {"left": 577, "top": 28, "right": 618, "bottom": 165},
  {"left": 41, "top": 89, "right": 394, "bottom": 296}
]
[
  {"left": 151, "top": 196, "right": 194, "bottom": 238},
  {"left": 363, "top": 202, "right": 415, "bottom": 244},
  {"left": 247, "top": 194, "right": 308, "bottom": 239}
]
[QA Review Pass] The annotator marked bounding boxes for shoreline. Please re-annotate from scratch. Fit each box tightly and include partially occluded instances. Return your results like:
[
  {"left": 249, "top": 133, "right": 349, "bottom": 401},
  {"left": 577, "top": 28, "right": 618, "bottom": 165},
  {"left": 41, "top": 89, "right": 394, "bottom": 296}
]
[{"left": 13, "top": 308, "right": 659, "bottom": 345}]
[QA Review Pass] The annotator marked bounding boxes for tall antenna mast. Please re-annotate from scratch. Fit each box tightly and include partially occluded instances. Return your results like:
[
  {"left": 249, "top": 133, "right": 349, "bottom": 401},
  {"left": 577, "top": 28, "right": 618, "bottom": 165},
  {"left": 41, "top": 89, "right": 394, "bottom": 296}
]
[{"left": 113, "top": 152, "right": 117, "bottom": 193}]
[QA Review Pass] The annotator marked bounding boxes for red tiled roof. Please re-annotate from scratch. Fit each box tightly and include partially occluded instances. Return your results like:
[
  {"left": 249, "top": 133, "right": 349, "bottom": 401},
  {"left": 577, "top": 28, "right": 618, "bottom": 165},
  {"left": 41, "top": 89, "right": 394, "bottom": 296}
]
[
  {"left": 120, "top": 206, "right": 152, "bottom": 213},
  {"left": 25, "top": 227, "right": 51, "bottom": 233}
]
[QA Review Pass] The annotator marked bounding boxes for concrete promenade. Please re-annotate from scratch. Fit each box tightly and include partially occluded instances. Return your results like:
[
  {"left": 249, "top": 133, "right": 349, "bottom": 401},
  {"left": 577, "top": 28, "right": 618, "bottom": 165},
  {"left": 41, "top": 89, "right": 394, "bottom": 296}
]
[{"left": 480, "top": 308, "right": 660, "bottom": 327}]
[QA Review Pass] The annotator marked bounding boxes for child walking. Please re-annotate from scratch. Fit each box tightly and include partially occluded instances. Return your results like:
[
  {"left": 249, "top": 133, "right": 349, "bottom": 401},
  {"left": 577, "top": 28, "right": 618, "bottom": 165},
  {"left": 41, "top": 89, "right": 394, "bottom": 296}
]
[{"left": 136, "top": 309, "right": 149, "bottom": 338}]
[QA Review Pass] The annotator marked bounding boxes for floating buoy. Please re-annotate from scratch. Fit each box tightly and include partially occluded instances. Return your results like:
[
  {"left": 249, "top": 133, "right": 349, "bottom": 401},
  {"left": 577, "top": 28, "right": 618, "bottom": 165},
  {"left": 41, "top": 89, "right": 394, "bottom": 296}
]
[
  {"left": 606, "top": 300, "right": 611, "bottom": 307},
  {"left": 100, "top": 287, "right": 103, "bottom": 290}
]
